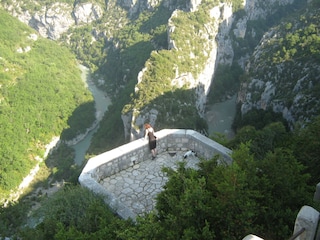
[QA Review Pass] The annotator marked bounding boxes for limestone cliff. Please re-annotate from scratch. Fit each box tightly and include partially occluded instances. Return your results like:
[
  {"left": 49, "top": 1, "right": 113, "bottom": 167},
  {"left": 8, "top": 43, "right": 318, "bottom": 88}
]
[
  {"left": 122, "top": 0, "right": 304, "bottom": 140},
  {"left": 122, "top": 2, "right": 234, "bottom": 140},
  {"left": 238, "top": 4, "right": 320, "bottom": 129},
  {"left": 2, "top": 0, "right": 103, "bottom": 40}
]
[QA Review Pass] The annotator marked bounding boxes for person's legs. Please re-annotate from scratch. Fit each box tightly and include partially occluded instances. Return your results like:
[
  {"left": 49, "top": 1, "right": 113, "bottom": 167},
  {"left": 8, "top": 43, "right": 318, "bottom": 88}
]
[
  {"left": 151, "top": 148, "right": 156, "bottom": 159},
  {"left": 150, "top": 140, "right": 157, "bottom": 159}
]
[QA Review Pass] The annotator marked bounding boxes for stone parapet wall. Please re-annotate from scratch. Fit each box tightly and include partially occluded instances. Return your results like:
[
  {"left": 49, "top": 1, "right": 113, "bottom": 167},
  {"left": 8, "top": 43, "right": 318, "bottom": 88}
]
[
  {"left": 80, "top": 129, "right": 232, "bottom": 181},
  {"left": 160, "top": 129, "right": 232, "bottom": 162},
  {"left": 78, "top": 129, "right": 232, "bottom": 219}
]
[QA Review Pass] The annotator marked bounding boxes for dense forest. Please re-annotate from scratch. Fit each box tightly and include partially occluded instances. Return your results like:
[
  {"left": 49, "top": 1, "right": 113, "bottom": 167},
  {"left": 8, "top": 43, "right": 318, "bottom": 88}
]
[
  {"left": 0, "top": 10, "right": 95, "bottom": 200},
  {"left": 0, "top": 0, "right": 320, "bottom": 239}
]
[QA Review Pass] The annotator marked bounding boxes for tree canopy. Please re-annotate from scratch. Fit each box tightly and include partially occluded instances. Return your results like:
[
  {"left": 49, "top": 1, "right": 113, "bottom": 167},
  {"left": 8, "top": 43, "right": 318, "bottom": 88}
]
[{"left": 0, "top": 10, "right": 95, "bottom": 199}]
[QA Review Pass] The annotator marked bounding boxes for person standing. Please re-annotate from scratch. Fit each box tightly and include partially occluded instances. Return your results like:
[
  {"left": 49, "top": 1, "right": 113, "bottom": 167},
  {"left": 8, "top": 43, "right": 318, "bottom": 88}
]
[{"left": 144, "top": 123, "right": 157, "bottom": 159}]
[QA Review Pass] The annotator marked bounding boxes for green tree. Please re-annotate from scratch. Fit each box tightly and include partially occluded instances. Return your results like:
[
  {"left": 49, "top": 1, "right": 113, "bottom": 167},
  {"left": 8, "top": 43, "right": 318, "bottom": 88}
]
[
  {"left": 141, "top": 142, "right": 311, "bottom": 240},
  {"left": 253, "top": 148, "right": 311, "bottom": 239},
  {"left": 19, "top": 186, "right": 134, "bottom": 239},
  {"left": 229, "top": 121, "right": 289, "bottom": 159},
  {"left": 293, "top": 116, "right": 320, "bottom": 185}
]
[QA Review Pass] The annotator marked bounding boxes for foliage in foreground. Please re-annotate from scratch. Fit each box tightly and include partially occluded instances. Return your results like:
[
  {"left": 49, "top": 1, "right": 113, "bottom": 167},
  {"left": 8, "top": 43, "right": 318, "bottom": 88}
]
[
  {"left": 13, "top": 117, "right": 320, "bottom": 240},
  {"left": 141, "top": 143, "right": 310, "bottom": 240},
  {"left": 18, "top": 186, "right": 134, "bottom": 239}
]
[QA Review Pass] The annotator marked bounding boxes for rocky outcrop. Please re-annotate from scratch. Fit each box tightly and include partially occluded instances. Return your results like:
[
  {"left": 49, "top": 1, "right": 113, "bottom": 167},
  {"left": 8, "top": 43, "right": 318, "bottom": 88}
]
[
  {"left": 238, "top": 6, "right": 320, "bottom": 129},
  {"left": 230, "top": 0, "right": 296, "bottom": 67},
  {"left": 122, "top": 0, "right": 203, "bottom": 18},
  {"left": 121, "top": 0, "right": 304, "bottom": 140},
  {"left": 29, "top": 3, "right": 74, "bottom": 40},
  {"left": 2, "top": 1, "right": 103, "bottom": 40},
  {"left": 244, "top": 0, "right": 295, "bottom": 20},
  {"left": 120, "top": 0, "right": 162, "bottom": 16},
  {"left": 73, "top": 3, "right": 103, "bottom": 25},
  {"left": 122, "top": 2, "right": 234, "bottom": 140},
  {"left": 215, "top": 3, "right": 234, "bottom": 66}
]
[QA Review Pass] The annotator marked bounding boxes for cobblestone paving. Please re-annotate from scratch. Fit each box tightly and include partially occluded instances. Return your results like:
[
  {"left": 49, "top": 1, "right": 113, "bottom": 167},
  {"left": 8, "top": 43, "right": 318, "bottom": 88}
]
[{"left": 100, "top": 151, "right": 199, "bottom": 216}]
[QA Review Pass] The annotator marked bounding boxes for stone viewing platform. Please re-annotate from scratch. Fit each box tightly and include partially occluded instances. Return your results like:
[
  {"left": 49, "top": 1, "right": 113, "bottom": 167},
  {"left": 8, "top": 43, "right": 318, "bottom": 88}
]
[
  {"left": 78, "top": 129, "right": 232, "bottom": 220},
  {"left": 100, "top": 151, "right": 200, "bottom": 216}
]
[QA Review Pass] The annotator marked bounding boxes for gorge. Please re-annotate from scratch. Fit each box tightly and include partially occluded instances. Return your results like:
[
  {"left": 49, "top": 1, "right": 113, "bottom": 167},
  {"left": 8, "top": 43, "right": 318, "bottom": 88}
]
[
  {"left": 1, "top": 0, "right": 320, "bottom": 238},
  {"left": 72, "top": 65, "right": 112, "bottom": 165},
  {"left": 2, "top": 0, "right": 318, "bottom": 147}
]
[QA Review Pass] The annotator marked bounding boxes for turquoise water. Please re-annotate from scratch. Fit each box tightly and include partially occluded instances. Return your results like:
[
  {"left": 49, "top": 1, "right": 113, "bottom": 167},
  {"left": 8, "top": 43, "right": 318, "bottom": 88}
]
[
  {"left": 73, "top": 65, "right": 111, "bottom": 165},
  {"left": 205, "top": 95, "right": 237, "bottom": 139}
]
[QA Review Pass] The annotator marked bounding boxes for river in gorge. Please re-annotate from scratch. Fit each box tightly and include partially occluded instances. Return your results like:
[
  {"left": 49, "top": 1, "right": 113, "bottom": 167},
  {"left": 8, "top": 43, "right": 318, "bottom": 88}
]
[
  {"left": 73, "top": 65, "right": 111, "bottom": 165},
  {"left": 73, "top": 66, "right": 237, "bottom": 164},
  {"left": 204, "top": 95, "right": 237, "bottom": 139}
]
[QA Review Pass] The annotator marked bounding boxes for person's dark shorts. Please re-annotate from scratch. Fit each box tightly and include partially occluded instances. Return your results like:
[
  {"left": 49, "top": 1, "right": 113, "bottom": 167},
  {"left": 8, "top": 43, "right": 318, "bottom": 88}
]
[{"left": 149, "top": 139, "right": 156, "bottom": 150}]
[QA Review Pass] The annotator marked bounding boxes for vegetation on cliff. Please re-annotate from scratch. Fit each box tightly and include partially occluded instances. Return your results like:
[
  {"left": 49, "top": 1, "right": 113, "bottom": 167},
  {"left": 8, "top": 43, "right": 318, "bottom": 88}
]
[
  {"left": 234, "top": 1, "right": 320, "bottom": 129},
  {"left": 121, "top": 3, "right": 216, "bottom": 131},
  {"left": 0, "top": 10, "right": 95, "bottom": 199}
]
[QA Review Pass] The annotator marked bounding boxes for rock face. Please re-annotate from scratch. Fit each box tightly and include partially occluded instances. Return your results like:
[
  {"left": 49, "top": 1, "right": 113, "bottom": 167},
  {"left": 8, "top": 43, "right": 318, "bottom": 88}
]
[
  {"left": 237, "top": 7, "right": 320, "bottom": 129},
  {"left": 121, "top": 0, "right": 162, "bottom": 16},
  {"left": 30, "top": 3, "right": 74, "bottom": 40},
  {"left": 243, "top": 0, "right": 295, "bottom": 20},
  {"left": 167, "top": 6, "right": 222, "bottom": 117},
  {"left": 3, "top": 1, "right": 103, "bottom": 40},
  {"left": 121, "top": 0, "right": 302, "bottom": 140},
  {"left": 73, "top": 3, "right": 103, "bottom": 25},
  {"left": 122, "top": 2, "right": 234, "bottom": 140}
]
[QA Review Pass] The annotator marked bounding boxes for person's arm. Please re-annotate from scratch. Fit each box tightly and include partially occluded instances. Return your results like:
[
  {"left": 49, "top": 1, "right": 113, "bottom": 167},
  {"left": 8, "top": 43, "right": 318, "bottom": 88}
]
[{"left": 144, "top": 129, "right": 148, "bottom": 140}]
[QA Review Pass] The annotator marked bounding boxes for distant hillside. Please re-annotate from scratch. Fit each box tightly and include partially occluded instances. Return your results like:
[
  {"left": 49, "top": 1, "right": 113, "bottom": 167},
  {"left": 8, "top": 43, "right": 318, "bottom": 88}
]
[{"left": 0, "top": 10, "right": 95, "bottom": 201}]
